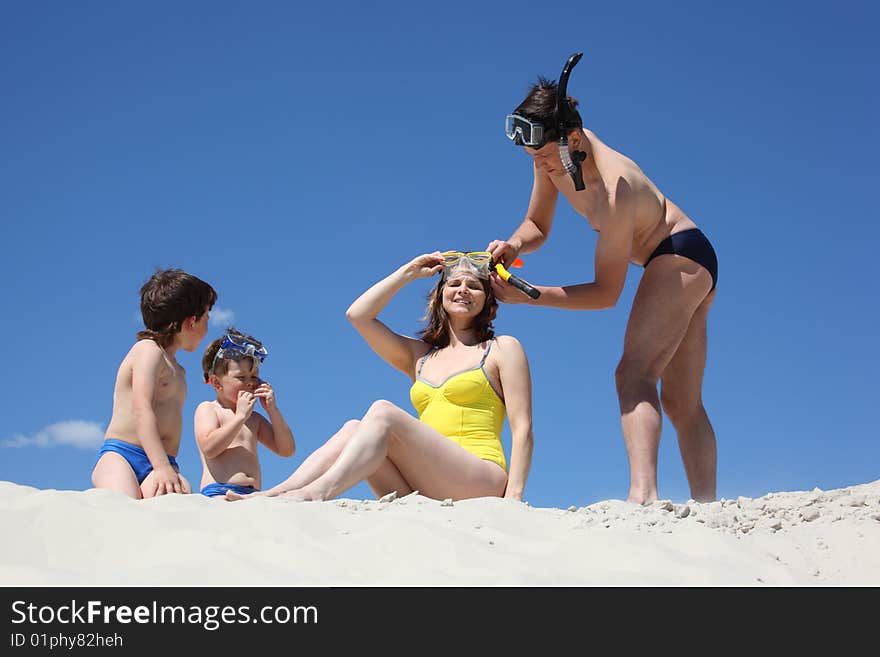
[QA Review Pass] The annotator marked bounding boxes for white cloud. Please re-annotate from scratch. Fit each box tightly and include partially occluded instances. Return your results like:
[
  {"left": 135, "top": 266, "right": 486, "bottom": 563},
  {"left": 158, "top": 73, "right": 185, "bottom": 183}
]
[
  {"left": 2, "top": 420, "right": 105, "bottom": 449},
  {"left": 209, "top": 307, "right": 235, "bottom": 328},
  {"left": 133, "top": 306, "right": 233, "bottom": 329}
]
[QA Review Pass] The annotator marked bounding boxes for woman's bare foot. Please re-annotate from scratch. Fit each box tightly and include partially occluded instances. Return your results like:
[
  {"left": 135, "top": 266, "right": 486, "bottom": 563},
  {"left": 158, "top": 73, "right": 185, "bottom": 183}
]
[
  {"left": 279, "top": 487, "right": 324, "bottom": 501},
  {"left": 224, "top": 489, "right": 269, "bottom": 501},
  {"left": 224, "top": 486, "right": 295, "bottom": 501}
]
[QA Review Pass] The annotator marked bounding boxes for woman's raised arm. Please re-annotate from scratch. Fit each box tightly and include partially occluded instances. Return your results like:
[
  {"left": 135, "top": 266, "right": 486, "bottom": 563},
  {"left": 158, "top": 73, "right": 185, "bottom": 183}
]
[{"left": 346, "top": 252, "right": 444, "bottom": 377}]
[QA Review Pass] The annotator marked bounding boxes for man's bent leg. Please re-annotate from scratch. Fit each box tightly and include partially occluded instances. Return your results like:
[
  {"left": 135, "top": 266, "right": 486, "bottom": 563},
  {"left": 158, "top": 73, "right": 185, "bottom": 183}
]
[
  {"left": 617, "top": 254, "right": 713, "bottom": 503},
  {"left": 660, "top": 291, "right": 717, "bottom": 502}
]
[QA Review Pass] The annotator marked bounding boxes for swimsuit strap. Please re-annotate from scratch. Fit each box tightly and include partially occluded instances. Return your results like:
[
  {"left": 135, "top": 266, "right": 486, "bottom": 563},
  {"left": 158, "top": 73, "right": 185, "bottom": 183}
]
[
  {"left": 417, "top": 340, "right": 493, "bottom": 376},
  {"left": 479, "top": 338, "right": 495, "bottom": 367},
  {"left": 416, "top": 346, "right": 438, "bottom": 377}
]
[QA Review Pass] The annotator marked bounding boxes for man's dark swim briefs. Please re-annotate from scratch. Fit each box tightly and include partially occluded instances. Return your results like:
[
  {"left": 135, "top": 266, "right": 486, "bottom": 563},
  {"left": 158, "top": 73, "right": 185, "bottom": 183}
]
[{"left": 644, "top": 228, "right": 718, "bottom": 291}]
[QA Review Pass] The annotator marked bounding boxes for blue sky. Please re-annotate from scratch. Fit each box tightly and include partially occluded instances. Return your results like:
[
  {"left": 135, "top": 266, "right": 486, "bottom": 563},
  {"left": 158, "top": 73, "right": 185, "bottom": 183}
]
[{"left": 1, "top": 1, "right": 877, "bottom": 509}]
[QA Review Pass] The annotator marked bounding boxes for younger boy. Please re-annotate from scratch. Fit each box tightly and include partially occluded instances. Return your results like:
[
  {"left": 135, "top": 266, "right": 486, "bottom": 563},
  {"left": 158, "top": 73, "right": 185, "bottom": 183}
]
[
  {"left": 92, "top": 268, "right": 217, "bottom": 499},
  {"left": 194, "top": 328, "right": 295, "bottom": 498}
]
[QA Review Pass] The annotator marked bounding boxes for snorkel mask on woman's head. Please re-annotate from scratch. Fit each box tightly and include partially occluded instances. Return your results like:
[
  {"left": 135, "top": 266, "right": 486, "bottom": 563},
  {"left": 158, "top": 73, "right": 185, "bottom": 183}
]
[
  {"left": 439, "top": 250, "right": 541, "bottom": 300},
  {"left": 504, "top": 52, "right": 587, "bottom": 191},
  {"left": 440, "top": 251, "right": 493, "bottom": 281}
]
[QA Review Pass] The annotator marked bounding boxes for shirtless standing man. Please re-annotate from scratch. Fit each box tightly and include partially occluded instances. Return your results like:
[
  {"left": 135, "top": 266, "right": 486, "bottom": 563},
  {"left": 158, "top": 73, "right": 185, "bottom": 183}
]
[{"left": 488, "top": 53, "right": 718, "bottom": 504}]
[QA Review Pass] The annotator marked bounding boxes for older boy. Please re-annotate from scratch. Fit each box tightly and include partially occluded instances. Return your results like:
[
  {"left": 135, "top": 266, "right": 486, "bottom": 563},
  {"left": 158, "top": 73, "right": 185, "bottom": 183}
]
[
  {"left": 92, "top": 268, "right": 217, "bottom": 499},
  {"left": 194, "top": 329, "right": 295, "bottom": 498}
]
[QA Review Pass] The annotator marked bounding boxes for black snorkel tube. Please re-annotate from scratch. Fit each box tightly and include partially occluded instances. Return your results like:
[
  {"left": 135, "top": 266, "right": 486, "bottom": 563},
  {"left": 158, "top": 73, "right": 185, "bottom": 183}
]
[{"left": 556, "top": 52, "right": 587, "bottom": 191}]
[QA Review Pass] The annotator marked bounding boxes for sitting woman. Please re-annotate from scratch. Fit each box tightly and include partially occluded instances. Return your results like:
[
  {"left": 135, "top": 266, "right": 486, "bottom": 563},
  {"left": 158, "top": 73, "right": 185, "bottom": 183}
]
[{"left": 228, "top": 251, "right": 534, "bottom": 502}]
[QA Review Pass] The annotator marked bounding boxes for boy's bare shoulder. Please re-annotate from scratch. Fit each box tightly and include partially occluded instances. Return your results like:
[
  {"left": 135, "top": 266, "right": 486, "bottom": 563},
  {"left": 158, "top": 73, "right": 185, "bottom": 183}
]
[
  {"left": 127, "top": 339, "right": 185, "bottom": 379},
  {"left": 193, "top": 401, "right": 221, "bottom": 435},
  {"left": 126, "top": 339, "right": 164, "bottom": 361},
  {"left": 195, "top": 399, "right": 219, "bottom": 413},
  {"left": 113, "top": 340, "right": 159, "bottom": 376}
]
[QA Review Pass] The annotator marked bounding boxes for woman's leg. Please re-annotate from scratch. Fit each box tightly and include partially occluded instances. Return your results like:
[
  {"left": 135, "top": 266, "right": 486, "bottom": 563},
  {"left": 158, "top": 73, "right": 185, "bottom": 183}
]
[
  {"left": 284, "top": 399, "right": 507, "bottom": 501},
  {"left": 226, "top": 420, "right": 363, "bottom": 499},
  {"left": 364, "top": 459, "right": 414, "bottom": 499}
]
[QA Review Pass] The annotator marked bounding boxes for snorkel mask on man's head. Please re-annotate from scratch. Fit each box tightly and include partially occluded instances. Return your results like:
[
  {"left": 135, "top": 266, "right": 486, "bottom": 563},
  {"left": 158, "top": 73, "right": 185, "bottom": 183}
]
[{"left": 505, "top": 52, "right": 587, "bottom": 191}]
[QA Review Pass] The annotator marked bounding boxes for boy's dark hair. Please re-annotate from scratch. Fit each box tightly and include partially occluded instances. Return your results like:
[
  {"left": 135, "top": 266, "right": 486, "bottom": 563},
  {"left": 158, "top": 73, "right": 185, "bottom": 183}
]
[
  {"left": 136, "top": 268, "right": 217, "bottom": 349},
  {"left": 202, "top": 327, "right": 263, "bottom": 383},
  {"left": 513, "top": 76, "right": 582, "bottom": 144}
]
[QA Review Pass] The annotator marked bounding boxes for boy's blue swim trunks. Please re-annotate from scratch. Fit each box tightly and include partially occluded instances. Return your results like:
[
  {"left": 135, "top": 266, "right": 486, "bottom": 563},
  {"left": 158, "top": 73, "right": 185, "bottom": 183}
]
[
  {"left": 200, "top": 482, "right": 258, "bottom": 498},
  {"left": 96, "top": 438, "right": 179, "bottom": 485}
]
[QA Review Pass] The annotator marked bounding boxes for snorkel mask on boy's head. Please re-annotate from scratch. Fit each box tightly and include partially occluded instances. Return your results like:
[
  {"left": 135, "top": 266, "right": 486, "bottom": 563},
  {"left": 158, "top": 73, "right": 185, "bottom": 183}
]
[
  {"left": 440, "top": 251, "right": 492, "bottom": 282},
  {"left": 505, "top": 52, "right": 587, "bottom": 191},
  {"left": 211, "top": 330, "right": 268, "bottom": 375}
]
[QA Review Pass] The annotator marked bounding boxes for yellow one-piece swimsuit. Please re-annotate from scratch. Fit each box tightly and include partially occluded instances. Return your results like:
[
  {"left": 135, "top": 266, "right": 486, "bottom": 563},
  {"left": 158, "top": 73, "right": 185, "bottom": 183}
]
[{"left": 408, "top": 340, "right": 507, "bottom": 471}]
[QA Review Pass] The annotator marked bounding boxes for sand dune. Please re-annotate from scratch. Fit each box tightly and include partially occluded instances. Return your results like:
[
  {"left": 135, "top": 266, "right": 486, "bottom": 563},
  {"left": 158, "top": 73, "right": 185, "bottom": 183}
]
[{"left": 1, "top": 479, "right": 878, "bottom": 586}]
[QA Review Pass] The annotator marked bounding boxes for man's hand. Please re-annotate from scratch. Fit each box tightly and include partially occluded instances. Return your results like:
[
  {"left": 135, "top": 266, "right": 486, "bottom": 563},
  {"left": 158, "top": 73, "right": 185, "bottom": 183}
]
[
  {"left": 235, "top": 390, "right": 257, "bottom": 420},
  {"left": 490, "top": 273, "right": 531, "bottom": 304},
  {"left": 485, "top": 239, "right": 521, "bottom": 268}
]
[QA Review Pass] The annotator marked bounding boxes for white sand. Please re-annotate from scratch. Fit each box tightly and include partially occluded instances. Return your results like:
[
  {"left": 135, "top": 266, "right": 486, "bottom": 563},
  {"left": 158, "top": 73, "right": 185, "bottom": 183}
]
[{"left": 1, "top": 479, "right": 878, "bottom": 586}]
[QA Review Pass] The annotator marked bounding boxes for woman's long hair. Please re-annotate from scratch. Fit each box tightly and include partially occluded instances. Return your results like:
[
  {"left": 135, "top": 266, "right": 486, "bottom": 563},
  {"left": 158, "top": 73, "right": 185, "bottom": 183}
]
[{"left": 417, "top": 275, "right": 497, "bottom": 348}]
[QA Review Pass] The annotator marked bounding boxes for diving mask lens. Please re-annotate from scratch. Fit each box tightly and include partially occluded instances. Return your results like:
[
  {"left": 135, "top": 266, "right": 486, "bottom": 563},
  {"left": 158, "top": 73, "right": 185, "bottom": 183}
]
[
  {"left": 442, "top": 251, "right": 492, "bottom": 279},
  {"left": 218, "top": 334, "right": 268, "bottom": 363},
  {"left": 505, "top": 114, "right": 545, "bottom": 147}
]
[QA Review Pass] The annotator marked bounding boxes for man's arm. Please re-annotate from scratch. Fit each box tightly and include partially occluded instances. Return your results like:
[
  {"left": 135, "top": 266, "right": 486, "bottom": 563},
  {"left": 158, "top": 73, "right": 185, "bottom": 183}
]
[
  {"left": 494, "top": 178, "right": 634, "bottom": 310},
  {"left": 512, "top": 165, "right": 559, "bottom": 254},
  {"left": 487, "top": 165, "right": 558, "bottom": 264}
]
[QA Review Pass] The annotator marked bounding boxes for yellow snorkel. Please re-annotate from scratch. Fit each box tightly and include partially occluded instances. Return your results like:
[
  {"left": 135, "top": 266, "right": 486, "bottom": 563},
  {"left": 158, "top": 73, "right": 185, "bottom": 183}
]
[
  {"left": 493, "top": 258, "right": 541, "bottom": 300},
  {"left": 440, "top": 251, "right": 541, "bottom": 300}
]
